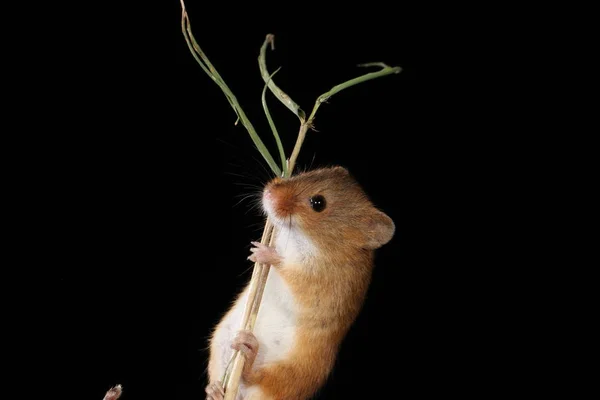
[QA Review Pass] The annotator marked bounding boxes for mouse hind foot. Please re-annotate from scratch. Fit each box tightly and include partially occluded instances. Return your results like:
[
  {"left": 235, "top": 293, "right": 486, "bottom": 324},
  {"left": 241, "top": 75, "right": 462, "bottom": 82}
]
[
  {"left": 231, "top": 330, "right": 260, "bottom": 384},
  {"left": 205, "top": 381, "right": 225, "bottom": 400}
]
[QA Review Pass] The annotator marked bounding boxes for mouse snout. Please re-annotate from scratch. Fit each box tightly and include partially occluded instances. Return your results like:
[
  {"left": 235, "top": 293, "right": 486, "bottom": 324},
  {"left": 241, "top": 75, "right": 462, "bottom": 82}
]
[
  {"left": 264, "top": 188, "right": 273, "bottom": 200},
  {"left": 263, "top": 186, "right": 278, "bottom": 204},
  {"left": 262, "top": 186, "right": 278, "bottom": 211},
  {"left": 262, "top": 180, "right": 297, "bottom": 219},
  {"left": 263, "top": 179, "right": 284, "bottom": 201}
]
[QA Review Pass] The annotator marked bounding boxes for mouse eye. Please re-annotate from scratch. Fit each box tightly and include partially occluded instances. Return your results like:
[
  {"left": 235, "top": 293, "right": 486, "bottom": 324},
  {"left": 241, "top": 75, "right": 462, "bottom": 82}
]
[{"left": 309, "top": 195, "right": 326, "bottom": 212}]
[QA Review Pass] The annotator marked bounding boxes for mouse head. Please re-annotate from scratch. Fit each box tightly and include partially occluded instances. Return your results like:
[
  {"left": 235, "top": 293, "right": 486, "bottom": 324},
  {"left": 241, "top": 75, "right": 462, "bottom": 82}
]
[{"left": 262, "top": 166, "right": 395, "bottom": 251}]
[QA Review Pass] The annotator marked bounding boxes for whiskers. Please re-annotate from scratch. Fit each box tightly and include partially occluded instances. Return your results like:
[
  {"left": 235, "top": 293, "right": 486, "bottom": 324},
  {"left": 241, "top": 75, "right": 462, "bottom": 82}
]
[
  {"left": 238, "top": 258, "right": 258, "bottom": 278},
  {"left": 246, "top": 219, "right": 271, "bottom": 235},
  {"left": 223, "top": 164, "right": 270, "bottom": 216},
  {"left": 232, "top": 190, "right": 263, "bottom": 215}
]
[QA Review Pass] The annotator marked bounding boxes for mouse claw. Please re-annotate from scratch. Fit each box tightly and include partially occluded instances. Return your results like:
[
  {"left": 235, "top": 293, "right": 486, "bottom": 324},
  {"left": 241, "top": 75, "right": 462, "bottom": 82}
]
[{"left": 248, "top": 241, "right": 282, "bottom": 267}]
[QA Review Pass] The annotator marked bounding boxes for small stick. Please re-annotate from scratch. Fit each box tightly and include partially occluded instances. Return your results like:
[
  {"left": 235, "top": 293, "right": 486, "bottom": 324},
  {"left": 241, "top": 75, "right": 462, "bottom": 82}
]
[
  {"left": 222, "top": 222, "right": 274, "bottom": 400},
  {"left": 239, "top": 221, "right": 274, "bottom": 330},
  {"left": 245, "top": 224, "right": 279, "bottom": 331}
]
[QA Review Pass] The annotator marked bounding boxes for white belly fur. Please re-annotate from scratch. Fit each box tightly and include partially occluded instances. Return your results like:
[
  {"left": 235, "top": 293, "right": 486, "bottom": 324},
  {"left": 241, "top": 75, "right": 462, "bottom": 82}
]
[{"left": 211, "top": 267, "right": 298, "bottom": 397}]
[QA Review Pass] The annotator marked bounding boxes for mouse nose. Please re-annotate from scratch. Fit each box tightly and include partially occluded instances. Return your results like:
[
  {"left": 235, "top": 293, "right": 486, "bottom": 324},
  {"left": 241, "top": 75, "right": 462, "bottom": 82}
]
[
  {"left": 264, "top": 179, "right": 283, "bottom": 199},
  {"left": 264, "top": 188, "right": 273, "bottom": 200}
]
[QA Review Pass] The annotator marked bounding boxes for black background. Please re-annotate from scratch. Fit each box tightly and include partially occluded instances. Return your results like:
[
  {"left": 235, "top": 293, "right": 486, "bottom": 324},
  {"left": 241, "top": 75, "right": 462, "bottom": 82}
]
[{"left": 27, "top": 1, "right": 507, "bottom": 399}]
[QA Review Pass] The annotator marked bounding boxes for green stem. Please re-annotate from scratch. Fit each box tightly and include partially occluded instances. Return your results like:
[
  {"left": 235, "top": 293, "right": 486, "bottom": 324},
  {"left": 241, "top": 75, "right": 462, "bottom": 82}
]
[
  {"left": 180, "top": 1, "right": 281, "bottom": 177},
  {"left": 261, "top": 67, "right": 288, "bottom": 177},
  {"left": 259, "top": 34, "right": 306, "bottom": 122},
  {"left": 307, "top": 64, "right": 402, "bottom": 122},
  {"left": 289, "top": 64, "right": 402, "bottom": 173},
  {"left": 287, "top": 124, "right": 310, "bottom": 176}
]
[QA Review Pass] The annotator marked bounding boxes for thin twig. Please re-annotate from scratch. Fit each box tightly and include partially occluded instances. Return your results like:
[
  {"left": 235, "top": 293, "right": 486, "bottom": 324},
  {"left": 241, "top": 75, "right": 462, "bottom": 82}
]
[
  {"left": 223, "top": 223, "right": 275, "bottom": 400},
  {"left": 246, "top": 228, "right": 278, "bottom": 330},
  {"left": 288, "top": 123, "right": 311, "bottom": 176},
  {"left": 221, "top": 220, "right": 274, "bottom": 386}
]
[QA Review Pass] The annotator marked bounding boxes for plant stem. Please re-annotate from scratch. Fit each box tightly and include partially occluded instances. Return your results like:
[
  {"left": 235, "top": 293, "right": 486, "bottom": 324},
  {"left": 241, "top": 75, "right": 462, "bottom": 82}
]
[
  {"left": 180, "top": 0, "right": 281, "bottom": 177},
  {"left": 261, "top": 68, "right": 288, "bottom": 177},
  {"left": 307, "top": 63, "right": 402, "bottom": 122},
  {"left": 289, "top": 64, "right": 401, "bottom": 173},
  {"left": 259, "top": 34, "right": 306, "bottom": 122},
  {"left": 288, "top": 123, "right": 310, "bottom": 175},
  {"left": 223, "top": 222, "right": 275, "bottom": 400}
]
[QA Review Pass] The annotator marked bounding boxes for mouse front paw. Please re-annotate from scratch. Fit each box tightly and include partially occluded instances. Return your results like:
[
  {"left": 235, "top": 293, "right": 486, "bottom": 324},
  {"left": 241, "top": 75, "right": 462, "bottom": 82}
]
[{"left": 248, "top": 241, "right": 282, "bottom": 267}]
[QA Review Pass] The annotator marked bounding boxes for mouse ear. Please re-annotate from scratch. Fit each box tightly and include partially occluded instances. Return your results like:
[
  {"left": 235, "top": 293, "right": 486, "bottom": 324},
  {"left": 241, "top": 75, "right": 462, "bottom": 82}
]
[
  {"left": 331, "top": 165, "right": 350, "bottom": 175},
  {"left": 365, "top": 210, "right": 395, "bottom": 249}
]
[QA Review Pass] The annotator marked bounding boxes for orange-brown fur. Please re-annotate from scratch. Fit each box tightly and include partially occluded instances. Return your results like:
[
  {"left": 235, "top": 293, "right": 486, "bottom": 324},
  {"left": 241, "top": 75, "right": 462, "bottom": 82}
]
[
  {"left": 208, "top": 166, "right": 394, "bottom": 399},
  {"left": 246, "top": 257, "right": 373, "bottom": 399}
]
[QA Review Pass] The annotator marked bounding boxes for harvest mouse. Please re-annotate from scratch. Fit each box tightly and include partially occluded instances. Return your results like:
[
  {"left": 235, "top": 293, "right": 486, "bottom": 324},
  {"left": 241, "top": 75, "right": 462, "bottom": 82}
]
[{"left": 205, "top": 166, "right": 395, "bottom": 400}]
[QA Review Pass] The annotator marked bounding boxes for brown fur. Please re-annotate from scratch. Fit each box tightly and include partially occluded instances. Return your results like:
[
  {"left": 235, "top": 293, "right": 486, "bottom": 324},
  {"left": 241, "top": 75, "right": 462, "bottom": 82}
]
[{"left": 208, "top": 166, "right": 394, "bottom": 399}]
